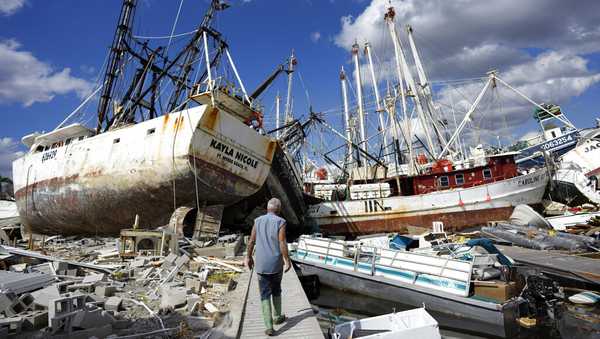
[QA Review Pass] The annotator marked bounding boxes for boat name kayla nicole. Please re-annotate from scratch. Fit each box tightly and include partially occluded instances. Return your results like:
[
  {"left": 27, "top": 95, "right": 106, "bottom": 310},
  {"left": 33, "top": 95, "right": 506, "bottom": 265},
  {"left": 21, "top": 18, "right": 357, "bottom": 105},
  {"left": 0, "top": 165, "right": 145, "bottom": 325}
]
[{"left": 209, "top": 138, "right": 259, "bottom": 171}]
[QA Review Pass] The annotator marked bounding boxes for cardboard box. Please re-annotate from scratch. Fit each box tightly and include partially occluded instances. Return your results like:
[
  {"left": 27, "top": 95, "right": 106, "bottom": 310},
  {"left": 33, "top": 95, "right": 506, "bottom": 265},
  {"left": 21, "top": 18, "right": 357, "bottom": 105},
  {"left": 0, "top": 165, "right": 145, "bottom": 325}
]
[{"left": 473, "top": 281, "right": 518, "bottom": 302}]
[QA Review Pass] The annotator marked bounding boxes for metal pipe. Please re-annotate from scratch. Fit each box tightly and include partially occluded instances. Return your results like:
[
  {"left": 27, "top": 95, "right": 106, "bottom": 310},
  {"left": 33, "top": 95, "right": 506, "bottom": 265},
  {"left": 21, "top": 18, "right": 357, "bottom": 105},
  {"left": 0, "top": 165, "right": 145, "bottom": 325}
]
[
  {"left": 202, "top": 31, "right": 212, "bottom": 91},
  {"left": 224, "top": 48, "right": 249, "bottom": 103}
]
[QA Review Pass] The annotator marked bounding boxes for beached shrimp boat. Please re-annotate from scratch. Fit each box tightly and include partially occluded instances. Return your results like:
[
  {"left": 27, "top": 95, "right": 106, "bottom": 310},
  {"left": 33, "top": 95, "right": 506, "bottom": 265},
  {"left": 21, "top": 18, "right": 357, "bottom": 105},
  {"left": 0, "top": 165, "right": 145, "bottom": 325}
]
[
  {"left": 308, "top": 154, "right": 548, "bottom": 235},
  {"left": 301, "top": 6, "right": 549, "bottom": 235},
  {"left": 11, "top": 0, "right": 278, "bottom": 235},
  {"left": 552, "top": 126, "right": 600, "bottom": 205}
]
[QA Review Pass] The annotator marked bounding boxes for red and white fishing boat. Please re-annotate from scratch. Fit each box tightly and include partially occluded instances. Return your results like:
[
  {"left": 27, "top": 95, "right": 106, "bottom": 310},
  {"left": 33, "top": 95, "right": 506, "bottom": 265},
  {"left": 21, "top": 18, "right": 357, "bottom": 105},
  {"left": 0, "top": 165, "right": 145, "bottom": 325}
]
[
  {"left": 307, "top": 154, "right": 548, "bottom": 235},
  {"left": 303, "top": 6, "right": 549, "bottom": 235}
]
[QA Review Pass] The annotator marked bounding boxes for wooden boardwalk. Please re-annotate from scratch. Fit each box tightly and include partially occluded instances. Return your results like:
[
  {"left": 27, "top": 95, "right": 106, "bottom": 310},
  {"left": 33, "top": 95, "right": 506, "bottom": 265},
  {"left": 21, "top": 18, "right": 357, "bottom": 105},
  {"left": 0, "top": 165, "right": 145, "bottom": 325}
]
[{"left": 239, "top": 269, "right": 323, "bottom": 338}]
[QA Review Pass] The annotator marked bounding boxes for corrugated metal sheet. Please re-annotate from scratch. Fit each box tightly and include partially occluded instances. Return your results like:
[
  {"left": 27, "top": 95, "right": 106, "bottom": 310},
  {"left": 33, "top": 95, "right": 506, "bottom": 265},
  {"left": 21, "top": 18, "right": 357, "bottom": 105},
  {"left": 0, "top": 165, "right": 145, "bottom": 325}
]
[{"left": 0, "top": 271, "right": 55, "bottom": 295}]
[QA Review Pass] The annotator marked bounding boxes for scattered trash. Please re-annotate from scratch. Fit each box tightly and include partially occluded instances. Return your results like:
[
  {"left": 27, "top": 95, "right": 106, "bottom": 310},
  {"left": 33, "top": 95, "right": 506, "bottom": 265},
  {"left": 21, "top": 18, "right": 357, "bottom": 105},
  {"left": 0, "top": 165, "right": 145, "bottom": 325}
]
[{"left": 0, "top": 229, "right": 245, "bottom": 338}]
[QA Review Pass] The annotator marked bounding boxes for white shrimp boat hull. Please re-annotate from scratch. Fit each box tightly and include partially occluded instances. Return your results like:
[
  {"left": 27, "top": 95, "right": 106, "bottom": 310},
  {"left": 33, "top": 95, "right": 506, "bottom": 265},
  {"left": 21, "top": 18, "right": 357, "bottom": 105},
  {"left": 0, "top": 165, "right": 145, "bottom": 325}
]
[{"left": 12, "top": 105, "right": 276, "bottom": 235}]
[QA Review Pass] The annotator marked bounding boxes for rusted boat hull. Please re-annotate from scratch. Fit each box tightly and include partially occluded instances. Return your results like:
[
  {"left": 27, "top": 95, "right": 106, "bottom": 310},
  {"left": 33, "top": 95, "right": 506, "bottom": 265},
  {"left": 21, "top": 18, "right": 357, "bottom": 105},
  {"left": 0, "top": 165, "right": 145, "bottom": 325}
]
[
  {"left": 319, "top": 206, "right": 515, "bottom": 235},
  {"left": 309, "top": 169, "right": 549, "bottom": 236},
  {"left": 13, "top": 105, "right": 276, "bottom": 235}
]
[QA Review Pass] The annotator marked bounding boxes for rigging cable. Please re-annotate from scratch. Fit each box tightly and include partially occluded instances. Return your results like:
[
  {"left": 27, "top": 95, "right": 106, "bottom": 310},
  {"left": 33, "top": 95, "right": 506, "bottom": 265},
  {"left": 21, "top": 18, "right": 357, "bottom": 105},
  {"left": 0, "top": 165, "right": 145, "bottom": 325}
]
[{"left": 133, "top": 29, "right": 197, "bottom": 40}]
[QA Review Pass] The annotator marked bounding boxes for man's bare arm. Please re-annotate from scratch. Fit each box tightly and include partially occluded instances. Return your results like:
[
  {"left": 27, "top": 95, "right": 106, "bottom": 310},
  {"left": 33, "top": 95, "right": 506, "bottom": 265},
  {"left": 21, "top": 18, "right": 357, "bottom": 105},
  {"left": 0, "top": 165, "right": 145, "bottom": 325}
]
[
  {"left": 278, "top": 224, "right": 291, "bottom": 272},
  {"left": 245, "top": 224, "right": 257, "bottom": 269}
]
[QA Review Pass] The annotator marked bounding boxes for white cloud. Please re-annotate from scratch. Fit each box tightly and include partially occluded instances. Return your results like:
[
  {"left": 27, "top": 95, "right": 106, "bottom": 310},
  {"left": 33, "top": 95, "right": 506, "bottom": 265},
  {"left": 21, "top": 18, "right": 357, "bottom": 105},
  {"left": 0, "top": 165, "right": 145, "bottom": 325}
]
[
  {"left": 0, "top": 0, "right": 25, "bottom": 16},
  {"left": 520, "top": 131, "right": 540, "bottom": 141},
  {"left": 334, "top": 0, "right": 600, "bottom": 145},
  {"left": 0, "top": 137, "right": 23, "bottom": 177},
  {"left": 310, "top": 31, "right": 321, "bottom": 43},
  {"left": 0, "top": 39, "right": 93, "bottom": 106}
]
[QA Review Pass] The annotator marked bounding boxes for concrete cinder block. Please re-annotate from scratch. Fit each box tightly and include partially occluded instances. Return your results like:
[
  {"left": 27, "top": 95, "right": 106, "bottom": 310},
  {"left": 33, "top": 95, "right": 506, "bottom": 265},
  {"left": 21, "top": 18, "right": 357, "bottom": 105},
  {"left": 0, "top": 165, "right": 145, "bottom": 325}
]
[
  {"left": 22, "top": 310, "right": 49, "bottom": 330},
  {"left": 48, "top": 294, "right": 86, "bottom": 319},
  {"left": 104, "top": 297, "right": 122, "bottom": 312},
  {"left": 0, "top": 292, "right": 16, "bottom": 315},
  {"left": 185, "top": 278, "right": 206, "bottom": 293},
  {"left": 174, "top": 254, "right": 190, "bottom": 268},
  {"left": 82, "top": 273, "right": 105, "bottom": 285},
  {"left": 188, "top": 261, "right": 203, "bottom": 273},
  {"left": 31, "top": 284, "right": 61, "bottom": 308},
  {"left": 0, "top": 316, "right": 23, "bottom": 335},
  {"left": 130, "top": 258, "right": 148, "bottom": 268},
  {"left": 211, "top": 280, "right": 234, "bottom": 294},
  {"left": 55, "top": 281, "right": 74, "bottom": 294},
  {"left": 7, "top": 293, "right": 34, "bottom": 315},
  {"left": 94, "top": 285, "right": 116, "bottom": 298},
  {"left": 163, "top": 253, "right": 178, "bottom": 267},
  {"left": 186, "top": 294, "right": 202, "bottom": 314},
  {"left": 52, "top": 262, "right": 69, "bottom": 273},
  {"left": 67, "top": 283, "right": 95, "bottom": 294},
  {"left": 160, "top": 286, "right": 188, "bottom": 310}
]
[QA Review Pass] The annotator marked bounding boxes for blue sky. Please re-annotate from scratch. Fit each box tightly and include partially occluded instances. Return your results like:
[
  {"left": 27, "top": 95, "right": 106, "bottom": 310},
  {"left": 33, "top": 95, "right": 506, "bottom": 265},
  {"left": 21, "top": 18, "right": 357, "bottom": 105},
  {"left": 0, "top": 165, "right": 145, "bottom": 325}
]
[{"left": 1, "top": 0, "right": 599, "bottom": 176}]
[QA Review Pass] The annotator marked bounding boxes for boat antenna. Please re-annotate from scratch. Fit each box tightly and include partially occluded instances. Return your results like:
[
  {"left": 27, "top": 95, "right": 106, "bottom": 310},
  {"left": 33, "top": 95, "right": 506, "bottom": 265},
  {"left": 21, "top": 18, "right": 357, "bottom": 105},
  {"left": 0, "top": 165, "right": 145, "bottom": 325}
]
[{"left": 96, "top": 0, "right": 137, "bottom": 134}]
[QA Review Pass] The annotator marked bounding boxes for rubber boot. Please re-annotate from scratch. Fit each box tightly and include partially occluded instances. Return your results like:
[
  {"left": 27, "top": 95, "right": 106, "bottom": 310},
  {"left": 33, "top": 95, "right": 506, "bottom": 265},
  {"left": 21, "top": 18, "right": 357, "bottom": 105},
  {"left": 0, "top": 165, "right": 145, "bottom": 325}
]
[
  {"left": 261, "top": 299, "right": 274, "bottom": 336},
  {"left": 272, "top": 295, "right": 286, "bottom": 324}
]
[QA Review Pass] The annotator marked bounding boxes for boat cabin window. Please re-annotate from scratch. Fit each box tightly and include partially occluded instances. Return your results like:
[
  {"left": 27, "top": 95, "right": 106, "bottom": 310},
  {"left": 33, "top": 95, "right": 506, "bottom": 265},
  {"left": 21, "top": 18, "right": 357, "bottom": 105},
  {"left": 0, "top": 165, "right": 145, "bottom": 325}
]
[
  {"left": 455, "top": 173, "right": 464, "bottom": 185},
  {"left": 483, "top": 168, "right": 492, "bottom": 180},
  {"left": 438, "top": 176, "right": 449, "bottom": 187},
  {"left": 113, "top": 138, "right": 120, "bottom": 144},
  {"left": 147, "top": 128, "right": 156, "bottom": 135},
  {"left": 78, "top": 136, "right": 85, "bottom": 141},
  {"left": 65, "top": 138, "right": 72, "bottom": 145},
  {"left": 35, "top": 145, "right": 44, "bottom": 152}
]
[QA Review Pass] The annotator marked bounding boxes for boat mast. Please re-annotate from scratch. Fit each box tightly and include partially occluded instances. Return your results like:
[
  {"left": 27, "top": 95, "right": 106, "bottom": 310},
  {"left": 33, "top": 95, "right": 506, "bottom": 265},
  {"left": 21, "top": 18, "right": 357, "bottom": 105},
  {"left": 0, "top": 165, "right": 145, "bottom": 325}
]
[
  {"left": 166, "top": 0, "right": 227, "bottom": 112},
  {"left": 275, "top": 92, "right": 281, "bottom": 138},
  {"left": 384, "top": 7, "right": 414, "bottom": 173},
  {"left": 96, "top": 0, "right": 137, "bottom": 133},
  {"left": 406, "top": 24, "right": 449, "bottom": 155},
  {"left": 390, "top": 14, "right": 436, "bottom": 159},
  {"left": 340, "top": 67, "right": 353, "bottom": 166},
  {"left": 365, "top": 42, "right": 389, "bottom": 164},
  {"left": 284, "top": 50, "right": 296, "bottom": 124},
  {"left": 352, "top": 42, "right": 368, "bottom": 158},
  {"left": 384, "top": 83, "right": 402, "bottom": 168}
]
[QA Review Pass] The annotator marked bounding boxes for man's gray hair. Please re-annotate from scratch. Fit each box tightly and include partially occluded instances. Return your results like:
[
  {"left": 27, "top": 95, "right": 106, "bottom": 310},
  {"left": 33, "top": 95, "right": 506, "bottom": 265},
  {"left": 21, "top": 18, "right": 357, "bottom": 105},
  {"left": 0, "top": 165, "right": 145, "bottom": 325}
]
[{"left": 267, "top": 198, "right": 281, "bottom": 212}]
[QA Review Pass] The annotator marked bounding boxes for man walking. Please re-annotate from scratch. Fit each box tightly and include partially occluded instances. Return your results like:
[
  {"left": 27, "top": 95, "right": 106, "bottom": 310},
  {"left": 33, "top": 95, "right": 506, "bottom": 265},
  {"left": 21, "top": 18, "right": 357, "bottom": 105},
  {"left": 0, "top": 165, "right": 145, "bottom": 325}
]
[{"left": 245, "top": 198, "right": 292, "bottom": 336}]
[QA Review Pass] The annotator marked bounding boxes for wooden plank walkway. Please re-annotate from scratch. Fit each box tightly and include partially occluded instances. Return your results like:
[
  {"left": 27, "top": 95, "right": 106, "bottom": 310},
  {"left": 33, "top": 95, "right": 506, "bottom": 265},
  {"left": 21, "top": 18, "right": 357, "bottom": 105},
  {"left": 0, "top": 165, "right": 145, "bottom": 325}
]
[
  {"left": 239, "top": 269, "right": 323, "bottom": 338},
  {"left": 498, "top": 245, "right": 600, "bottom": 285}
]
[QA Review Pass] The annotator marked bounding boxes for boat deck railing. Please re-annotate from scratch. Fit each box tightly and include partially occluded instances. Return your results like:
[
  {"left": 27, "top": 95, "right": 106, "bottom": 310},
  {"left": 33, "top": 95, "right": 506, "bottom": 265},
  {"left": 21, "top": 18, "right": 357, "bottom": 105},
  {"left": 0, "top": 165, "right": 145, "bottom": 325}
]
[{"left": 295, "top": 236, "right": 475, "bottom": 296}]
